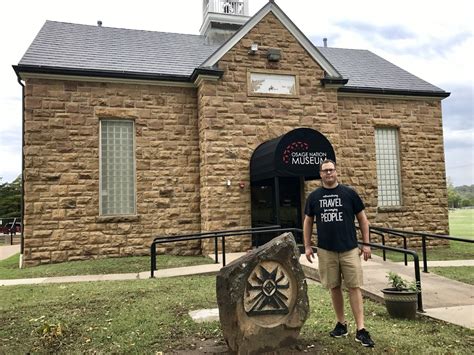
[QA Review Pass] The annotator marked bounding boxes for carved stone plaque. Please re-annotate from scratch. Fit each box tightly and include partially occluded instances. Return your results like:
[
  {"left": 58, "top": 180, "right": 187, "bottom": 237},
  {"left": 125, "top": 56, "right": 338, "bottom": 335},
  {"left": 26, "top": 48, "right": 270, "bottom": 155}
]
[
  {"left": 244, "top": 261, "right": 292, "bottom": 316},
  {"left": 216, "top": 233, "right": 309, "bottom": 353}
]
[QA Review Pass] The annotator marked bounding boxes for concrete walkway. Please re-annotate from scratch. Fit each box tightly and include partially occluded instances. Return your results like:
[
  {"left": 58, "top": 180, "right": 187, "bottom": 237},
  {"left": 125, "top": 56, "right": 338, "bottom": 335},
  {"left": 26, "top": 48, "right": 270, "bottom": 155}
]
[
  {"left": 1, "top": 249, "right": 472, "bottom": 329},
  {"left": 0, "top": 244, "right": 19, "bottom": 260}
]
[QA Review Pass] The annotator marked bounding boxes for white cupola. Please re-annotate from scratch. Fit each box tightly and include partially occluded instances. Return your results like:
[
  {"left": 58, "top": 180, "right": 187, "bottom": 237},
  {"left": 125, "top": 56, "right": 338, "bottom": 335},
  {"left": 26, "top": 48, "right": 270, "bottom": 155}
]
[{"left": 200, "top": 0, "right": 251, "bottom": 44}]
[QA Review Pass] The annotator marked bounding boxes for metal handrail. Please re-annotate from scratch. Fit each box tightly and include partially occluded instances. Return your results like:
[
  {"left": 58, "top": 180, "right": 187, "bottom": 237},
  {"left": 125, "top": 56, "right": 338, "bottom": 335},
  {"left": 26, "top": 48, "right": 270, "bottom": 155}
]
[
  {"left": 151, "top": 225, "right": 281, "bottom": 268},
  {"left": 370, "top": 226, "right": 473, "bottom": 272},
  {"left": 150, "top": 226, "right": 303, "bottom": 278},
  {"left": 359, "top": 237, "right": 424, "bottom": 312}
]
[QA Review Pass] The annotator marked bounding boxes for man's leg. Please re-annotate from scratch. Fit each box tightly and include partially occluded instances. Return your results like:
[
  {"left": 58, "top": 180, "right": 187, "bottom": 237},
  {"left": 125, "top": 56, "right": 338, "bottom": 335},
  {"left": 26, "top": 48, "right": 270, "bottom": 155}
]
[
  {"left": 348, "top": 287, "right": 364, "bottom": 330},
  {"left": 330, "top": 286, "right": 346, "bottom": 323},
  {"left": 329, "top": 285, "right": 349, "bottom": 338},
  {"left": 350, "top": 286, "right": 375, "bottom": 347}
]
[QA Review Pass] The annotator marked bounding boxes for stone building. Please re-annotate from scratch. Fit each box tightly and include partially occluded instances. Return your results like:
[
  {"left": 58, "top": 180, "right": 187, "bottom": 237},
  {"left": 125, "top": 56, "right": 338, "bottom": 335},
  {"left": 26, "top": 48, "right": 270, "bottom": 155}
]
[{"left": 14, "top": 0, "right": 450, "bottom": 266}]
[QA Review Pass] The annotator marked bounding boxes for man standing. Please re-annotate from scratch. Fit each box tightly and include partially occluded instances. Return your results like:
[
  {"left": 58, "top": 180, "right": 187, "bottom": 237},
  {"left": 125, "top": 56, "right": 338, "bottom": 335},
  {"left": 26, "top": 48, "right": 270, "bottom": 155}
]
[{"left": 303, "top": 159, "right": 375, "bottom": 347}]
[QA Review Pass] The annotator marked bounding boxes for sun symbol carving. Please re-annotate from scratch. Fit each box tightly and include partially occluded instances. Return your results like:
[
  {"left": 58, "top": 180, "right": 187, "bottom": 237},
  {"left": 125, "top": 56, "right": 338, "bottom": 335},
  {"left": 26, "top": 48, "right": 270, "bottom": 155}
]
[
  {"left": 245, "top": 264, "right": 290, "bottom": 316},
  {"left": 282, "top": 141, "right": 309, "bottom": 164}
]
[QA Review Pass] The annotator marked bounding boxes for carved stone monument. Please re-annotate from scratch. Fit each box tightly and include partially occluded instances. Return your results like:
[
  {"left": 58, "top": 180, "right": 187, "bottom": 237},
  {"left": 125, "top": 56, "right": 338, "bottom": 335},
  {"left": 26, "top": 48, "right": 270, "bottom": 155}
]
[{"left": 216, "top": 233, "right": 309, "bottom": 353}]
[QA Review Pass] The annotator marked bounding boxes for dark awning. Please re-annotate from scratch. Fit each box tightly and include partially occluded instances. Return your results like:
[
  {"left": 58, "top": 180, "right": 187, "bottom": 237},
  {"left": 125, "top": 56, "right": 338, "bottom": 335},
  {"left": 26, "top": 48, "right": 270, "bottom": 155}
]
[{"left": 250, "top": 128, "right": 336, "bottom": 182}]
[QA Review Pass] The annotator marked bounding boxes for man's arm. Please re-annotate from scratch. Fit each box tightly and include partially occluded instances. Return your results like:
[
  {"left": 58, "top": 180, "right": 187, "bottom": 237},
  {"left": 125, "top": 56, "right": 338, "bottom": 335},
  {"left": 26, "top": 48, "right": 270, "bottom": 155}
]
[
  {"left": 303, "top": 215, "right": 315, "bottom": 263},
  {"left": 356, "top": 210, "right": 371, "bottom": 261}
]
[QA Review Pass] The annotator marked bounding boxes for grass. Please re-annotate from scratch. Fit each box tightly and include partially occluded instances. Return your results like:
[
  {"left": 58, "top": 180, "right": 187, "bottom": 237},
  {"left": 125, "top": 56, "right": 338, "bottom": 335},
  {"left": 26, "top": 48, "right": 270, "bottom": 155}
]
[
  {"left": 0, "top": 253, "right": 213, "bottom": 280},
  {"left": 449, "top": 208, "right": 474, "bottom": 237},
  {"left": 431, "top": 266, "right": 474, "bottom": 285},
  {"left": 0, "top": 276, "right": 472, "bottom": 354}
]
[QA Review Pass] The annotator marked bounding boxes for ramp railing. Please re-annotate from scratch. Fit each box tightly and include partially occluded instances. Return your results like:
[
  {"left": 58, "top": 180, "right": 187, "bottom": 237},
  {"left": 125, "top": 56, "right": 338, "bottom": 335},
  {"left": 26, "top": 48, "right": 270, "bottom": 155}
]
[
  {"left": 370, "top": 226, "right": 473, "bottom": 273},
  {"left": 150, "top": 226, "right": 303, "bottom": 278}
]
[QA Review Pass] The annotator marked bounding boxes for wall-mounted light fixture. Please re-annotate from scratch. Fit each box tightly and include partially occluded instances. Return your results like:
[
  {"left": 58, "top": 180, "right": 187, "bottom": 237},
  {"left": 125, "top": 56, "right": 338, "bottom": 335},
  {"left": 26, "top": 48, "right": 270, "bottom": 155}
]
[
  {"left": 267, "top": 48, "right": 281, "bottom": 62},
  {"left": 248, "top": 42, "right": 258, "bottom": 55}
]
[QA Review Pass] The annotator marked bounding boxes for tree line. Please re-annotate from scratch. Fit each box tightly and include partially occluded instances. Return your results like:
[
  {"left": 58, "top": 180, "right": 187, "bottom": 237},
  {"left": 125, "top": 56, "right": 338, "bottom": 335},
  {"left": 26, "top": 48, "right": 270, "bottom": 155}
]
[
  {"left": 447, "top": 180, "right": 474, "bottom": 208},
  {"left": 0, "top": 176, "right": 21, "bottom": 218}
]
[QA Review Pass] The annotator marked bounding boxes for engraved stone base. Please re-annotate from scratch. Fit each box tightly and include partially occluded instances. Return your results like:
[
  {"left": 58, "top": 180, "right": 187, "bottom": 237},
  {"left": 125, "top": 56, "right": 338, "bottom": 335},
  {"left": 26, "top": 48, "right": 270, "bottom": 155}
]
[{"left": 216, "top": 233, "right": 309, "bottom": 353}]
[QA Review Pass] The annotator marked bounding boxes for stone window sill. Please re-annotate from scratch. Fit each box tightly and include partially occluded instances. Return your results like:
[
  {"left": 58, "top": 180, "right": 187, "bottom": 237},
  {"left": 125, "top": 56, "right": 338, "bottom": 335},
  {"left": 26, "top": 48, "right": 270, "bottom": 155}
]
[
  {"left": 377, "top": 206, "right": 407, "bottom": 213},
  {"left": 97, "top": 215, "right": 140, "bottom": 223}
]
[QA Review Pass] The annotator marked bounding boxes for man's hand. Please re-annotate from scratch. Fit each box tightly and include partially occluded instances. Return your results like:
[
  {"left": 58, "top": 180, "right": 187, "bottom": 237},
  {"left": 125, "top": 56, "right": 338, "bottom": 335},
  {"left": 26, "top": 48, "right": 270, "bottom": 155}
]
[
  {"left": 305, "top": 245, "right": 314, "bottom": 263},
  {"left": 360, "top": 245, "right": 371, "bottom": 261}
]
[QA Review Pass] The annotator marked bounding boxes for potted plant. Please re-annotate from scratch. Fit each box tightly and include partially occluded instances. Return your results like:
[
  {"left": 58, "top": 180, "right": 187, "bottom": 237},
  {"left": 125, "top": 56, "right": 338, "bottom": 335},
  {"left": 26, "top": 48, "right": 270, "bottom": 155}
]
[{"left": 381, "top": 271, "right": 419, "bottom": 319}]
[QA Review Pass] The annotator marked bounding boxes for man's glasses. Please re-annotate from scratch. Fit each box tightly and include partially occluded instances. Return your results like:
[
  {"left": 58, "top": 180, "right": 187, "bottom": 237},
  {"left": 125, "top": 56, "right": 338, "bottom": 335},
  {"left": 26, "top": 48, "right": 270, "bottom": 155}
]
[{"left": 321, "top": 169, "right": 335, "bottom": 174}]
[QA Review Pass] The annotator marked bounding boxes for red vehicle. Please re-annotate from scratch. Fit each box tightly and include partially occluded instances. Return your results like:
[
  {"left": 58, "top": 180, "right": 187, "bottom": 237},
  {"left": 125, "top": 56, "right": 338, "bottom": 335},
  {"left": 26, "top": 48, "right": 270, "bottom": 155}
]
[{"left": 1, "top": 221, "right": 21, "bottom": 234}]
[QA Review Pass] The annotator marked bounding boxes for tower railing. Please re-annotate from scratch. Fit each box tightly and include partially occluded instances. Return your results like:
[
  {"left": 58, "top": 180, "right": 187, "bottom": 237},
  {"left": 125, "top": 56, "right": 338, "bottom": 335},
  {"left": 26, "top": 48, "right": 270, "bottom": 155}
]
[{"left": 204, "top": 0, "right": 248, "bottom": 17}]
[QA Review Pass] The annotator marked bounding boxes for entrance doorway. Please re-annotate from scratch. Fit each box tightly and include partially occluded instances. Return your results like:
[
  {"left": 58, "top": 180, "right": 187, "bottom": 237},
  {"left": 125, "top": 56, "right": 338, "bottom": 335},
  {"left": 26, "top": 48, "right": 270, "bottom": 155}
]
[
  {"left": 251, "top": 177, "right": 303, "bottom": 246},
  {"left": 250, "top": 128, "right": 336, "bottom": 247}
]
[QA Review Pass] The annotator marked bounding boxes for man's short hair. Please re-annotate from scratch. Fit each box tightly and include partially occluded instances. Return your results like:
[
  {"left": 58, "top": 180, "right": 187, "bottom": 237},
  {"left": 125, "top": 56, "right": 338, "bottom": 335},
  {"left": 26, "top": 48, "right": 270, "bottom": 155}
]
[{"left": 319, "top": 159, "right": 336, "bottom": 171}]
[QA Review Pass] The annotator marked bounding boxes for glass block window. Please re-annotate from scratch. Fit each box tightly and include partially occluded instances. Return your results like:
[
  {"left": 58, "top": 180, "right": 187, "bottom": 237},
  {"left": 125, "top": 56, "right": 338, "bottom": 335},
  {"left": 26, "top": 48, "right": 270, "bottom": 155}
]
[
  {"left": 375, "top": 128, "right": 402, "bottom": 206},
  {"left": 100, "top": 120, "right": 136, "bottom": 215}
]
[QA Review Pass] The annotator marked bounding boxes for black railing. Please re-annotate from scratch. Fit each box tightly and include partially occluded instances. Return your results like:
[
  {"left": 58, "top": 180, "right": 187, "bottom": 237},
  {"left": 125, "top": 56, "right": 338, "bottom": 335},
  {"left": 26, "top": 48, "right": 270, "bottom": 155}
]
[
  {"left": 149, "top": 225, "right": 431, "bottom": 311},
  {"left": 370, "top": 226, "right": 473, "bottom": 273},
  {"left": 150, "top": 226, "right": 303, "bottom": 278},
  {"left": 365, "top": 229, "right": 424, "bottom": 312}
]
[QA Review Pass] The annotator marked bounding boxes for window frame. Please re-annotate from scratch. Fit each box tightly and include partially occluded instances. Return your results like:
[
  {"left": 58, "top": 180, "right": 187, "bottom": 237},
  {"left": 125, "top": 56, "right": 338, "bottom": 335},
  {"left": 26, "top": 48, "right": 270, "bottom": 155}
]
[
  {"left": 375, "top": 127, "right": 403, "bottom": 207},
  {"left": 99, "top": 119, "right": 137, "bottom": 216},
  {"left": 247, "top": 69, "right": 299, "bottom": 98}
]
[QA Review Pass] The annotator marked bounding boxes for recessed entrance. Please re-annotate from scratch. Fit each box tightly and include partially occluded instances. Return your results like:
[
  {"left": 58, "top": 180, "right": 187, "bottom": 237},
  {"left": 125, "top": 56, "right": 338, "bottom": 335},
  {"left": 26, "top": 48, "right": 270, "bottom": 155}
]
[
  {"left": 250, "top": 128, "right": 335, "bottom": 247},
  {"left": 251, "top": 177, "right": 303, "bottom": 246}
]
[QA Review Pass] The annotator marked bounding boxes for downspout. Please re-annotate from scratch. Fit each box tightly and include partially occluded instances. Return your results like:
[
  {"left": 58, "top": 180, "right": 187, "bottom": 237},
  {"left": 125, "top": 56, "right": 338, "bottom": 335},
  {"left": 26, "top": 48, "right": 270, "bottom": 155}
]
[{"left": 16, "top": 75, "right": 25, "bottom": 269}]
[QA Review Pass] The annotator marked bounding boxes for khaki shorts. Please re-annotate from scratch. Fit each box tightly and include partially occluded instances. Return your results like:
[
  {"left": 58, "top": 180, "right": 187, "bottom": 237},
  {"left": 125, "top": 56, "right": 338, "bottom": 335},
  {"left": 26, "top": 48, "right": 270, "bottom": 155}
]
[{"left": 317, "top": 247, "right": 363, "bottom": 289}]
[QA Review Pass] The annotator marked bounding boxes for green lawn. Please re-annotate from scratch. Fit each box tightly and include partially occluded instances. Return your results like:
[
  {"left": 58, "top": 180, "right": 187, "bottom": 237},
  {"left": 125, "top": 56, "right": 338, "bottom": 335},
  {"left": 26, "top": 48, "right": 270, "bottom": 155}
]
[
  {"left": 0, "top": 276, "right": 472, "bottom": 354},
  {"left": 449, "top": 208, "right": 474, "bottom": 238},
  {"left": 431, "top": 266, "right": 474, "bottom": 285},
  {"left": 0, "top": 253, "right": 213, "bottom": 280}
]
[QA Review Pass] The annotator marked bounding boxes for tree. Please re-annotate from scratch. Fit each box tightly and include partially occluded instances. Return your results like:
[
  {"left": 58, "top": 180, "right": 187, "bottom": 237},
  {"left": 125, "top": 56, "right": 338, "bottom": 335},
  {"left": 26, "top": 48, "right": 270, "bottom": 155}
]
[
  {"left": 455, "top": 185, "right": 474, "bottom": 207},
  {"left": 0, "top": 176, "right": 21, "bottom": 218},
  {"left": 447, "top": 177, "right": 462, "bottom": 208}
]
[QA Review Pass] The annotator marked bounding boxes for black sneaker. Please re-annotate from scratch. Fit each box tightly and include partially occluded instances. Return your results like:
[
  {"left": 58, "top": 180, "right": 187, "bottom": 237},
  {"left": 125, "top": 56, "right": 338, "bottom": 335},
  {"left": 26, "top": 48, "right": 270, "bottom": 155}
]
[
  {"left": 329, "top": 322, "right": 348, "bottom": 338},
  {"left": 355, "top": 328, "right": 375, "bottom": 347}
]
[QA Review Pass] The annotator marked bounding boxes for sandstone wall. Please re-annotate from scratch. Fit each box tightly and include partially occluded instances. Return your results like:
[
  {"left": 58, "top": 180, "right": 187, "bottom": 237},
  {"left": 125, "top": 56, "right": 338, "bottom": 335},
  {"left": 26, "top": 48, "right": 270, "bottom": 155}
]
[
  {"left": 335, "top": 96, "right": 449, "bottom": 247},
  {"left": 23, "top": 79, "right": 201, "bottom": 265},
  {"left": 22, "top": 14, "right": 450, "bottom": 265},
  {"left": 197, "top": 12, "right": 449, "bottom": 251},
  {"left": 197, "top": 12, "right": 339, "bottom": 252}
]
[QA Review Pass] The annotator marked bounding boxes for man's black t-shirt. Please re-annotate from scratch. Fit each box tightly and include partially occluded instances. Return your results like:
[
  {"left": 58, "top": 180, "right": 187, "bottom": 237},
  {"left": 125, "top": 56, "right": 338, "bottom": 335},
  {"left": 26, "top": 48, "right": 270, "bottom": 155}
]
[{"left": 304, "top": 184, "right": 365, "bottom": 252}]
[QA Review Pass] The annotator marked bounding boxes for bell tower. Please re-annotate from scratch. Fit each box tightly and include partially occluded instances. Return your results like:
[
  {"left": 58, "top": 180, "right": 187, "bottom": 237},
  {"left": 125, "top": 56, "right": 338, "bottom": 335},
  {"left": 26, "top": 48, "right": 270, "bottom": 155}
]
[{"left": 200, "top": 0, "right": 250, "bottom": 44}]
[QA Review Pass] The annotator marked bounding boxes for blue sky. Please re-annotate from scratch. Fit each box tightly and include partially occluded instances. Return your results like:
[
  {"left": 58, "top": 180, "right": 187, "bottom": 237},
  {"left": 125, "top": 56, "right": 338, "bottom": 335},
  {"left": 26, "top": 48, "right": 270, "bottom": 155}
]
[{"left": 0, "top": 0, "right": 472, "bottom": 186}]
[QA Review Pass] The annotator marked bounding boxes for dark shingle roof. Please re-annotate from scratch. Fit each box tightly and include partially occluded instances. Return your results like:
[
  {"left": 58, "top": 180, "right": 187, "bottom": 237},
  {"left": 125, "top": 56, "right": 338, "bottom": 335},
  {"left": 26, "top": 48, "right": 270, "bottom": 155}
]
[
  {"left": 19, "top": 21, "right": 220, "bottom": 78},
  {"left": 16, "top": 20, "right": 447, "bottom": 96},
  {"left": 318, "top": 47, "right": 445, "bottom": 94}
]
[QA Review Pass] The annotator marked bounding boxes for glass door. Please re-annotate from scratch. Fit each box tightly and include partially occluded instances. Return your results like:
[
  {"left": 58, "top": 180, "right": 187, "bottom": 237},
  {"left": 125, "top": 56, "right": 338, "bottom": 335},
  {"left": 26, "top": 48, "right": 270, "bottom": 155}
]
[
  {"left": 278, "top": 177, "right": 303, "bottom": 244},
  {"left": 251, "top": 177, "right": 303, "bottom": 246}
]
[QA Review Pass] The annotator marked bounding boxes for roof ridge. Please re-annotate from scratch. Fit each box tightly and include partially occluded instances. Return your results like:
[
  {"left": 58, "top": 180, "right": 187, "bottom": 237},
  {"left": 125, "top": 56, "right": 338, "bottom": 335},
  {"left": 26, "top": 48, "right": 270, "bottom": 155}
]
[
  {"left": 44, "top": 20, "right": 205, "bottom": 38},
  {"left": 317, "top": 46, "right": 370, "bottom": 52}
]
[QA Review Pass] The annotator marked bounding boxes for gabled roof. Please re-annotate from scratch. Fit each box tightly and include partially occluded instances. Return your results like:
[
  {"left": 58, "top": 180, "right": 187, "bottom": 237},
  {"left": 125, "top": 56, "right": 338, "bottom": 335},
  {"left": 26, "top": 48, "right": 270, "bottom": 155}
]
[
  {"left": 318, "top": 47, "right": 446, "bottom": 96},
  {"left": 200, "top": 1, "right": 342, "bottom": 79},
  {"left": 14, "top": 8, "right": 449, "bottom": 97},
  {"left": 17, "top": 21, "right": 221, "bottom": 80}
]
